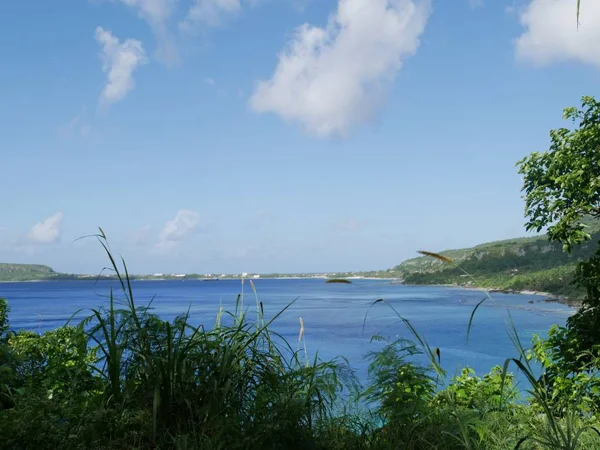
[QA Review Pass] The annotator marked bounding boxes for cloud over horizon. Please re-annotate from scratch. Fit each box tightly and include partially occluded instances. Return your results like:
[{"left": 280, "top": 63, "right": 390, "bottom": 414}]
[
  {"left": 250, "top": 0, "right": 431, "bottom": 137},
  {"left": 95, "top": 27, "right": 148, "bottom": 105},
  {"left": 158, "top": 210, "right": 202, "bottom": 248},
  {"left": 515, "top": 0, "right": 600, "bottom": 68},
  {"left": 26, "top": 213, "right": 64, "bottom": 245}
]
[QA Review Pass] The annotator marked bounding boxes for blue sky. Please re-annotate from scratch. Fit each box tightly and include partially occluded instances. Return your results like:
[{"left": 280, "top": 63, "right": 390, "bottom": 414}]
[{"left": 1, "top": 0, "right": 599, "bottom": 275}]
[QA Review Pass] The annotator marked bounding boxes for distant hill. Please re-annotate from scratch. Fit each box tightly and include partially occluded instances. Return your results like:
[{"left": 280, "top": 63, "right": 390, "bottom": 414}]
[
  {"left": 391, "top": 223, "right": 600, "bottom": 300},
  {"left": 0, "top": 263, "right": 61, "bottom": 282}
]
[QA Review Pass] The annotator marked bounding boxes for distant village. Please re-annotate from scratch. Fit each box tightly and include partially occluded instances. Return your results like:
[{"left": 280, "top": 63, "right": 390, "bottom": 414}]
[{"left": 69, "top": 270, "right": 384, "bottom": 282}]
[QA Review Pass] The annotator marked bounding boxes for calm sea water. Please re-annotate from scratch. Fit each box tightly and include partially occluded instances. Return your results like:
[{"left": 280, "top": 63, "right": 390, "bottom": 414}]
[{"left": 0, "top": 279, "right": 573, "bottom": 385}]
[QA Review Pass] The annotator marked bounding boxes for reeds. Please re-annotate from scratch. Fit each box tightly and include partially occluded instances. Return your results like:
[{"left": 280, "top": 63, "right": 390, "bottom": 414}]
[{"left": 76, "top": 230, "right": 356, "bottom": 448}]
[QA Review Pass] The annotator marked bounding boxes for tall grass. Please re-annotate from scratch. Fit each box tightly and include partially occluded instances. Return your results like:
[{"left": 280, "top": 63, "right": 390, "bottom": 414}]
[{"left": 75, "top": 230, "right": 358, "bottom": 448}]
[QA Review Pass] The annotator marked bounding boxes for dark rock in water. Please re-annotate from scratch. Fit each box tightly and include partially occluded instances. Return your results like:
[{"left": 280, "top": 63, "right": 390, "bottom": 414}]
[
  {"left": 489, "top": 289, "right": 516, "bottom": 294},
  {"left": 326, "top": 279, "right": 352, "bottom": 284}
]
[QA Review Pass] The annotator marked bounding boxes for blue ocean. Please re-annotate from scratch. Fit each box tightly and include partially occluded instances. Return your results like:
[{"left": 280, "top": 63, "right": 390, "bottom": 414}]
[{"left": 0, "top": 278, "right": 573, "bottom": 385}]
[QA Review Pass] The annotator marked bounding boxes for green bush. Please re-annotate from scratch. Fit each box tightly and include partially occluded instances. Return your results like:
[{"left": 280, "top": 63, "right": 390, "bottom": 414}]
[{"left": 433, "top": 365, "right": 518, "bottom": 413}]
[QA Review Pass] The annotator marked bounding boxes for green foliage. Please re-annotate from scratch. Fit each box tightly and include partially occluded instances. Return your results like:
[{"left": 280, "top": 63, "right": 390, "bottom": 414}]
[
  {"left": 0, "top": 297, "right": 13, "bottom": 409},
  {"left": 8, "top": 326, "right": 97, "bottom": 397},
  {"left": 516, "top": 97, "right": 600, "bottom": 422},
  {"left": 501, "top": 323, "right": 600, "bottom": 450},
  {"left": 433, "top": 366, "right": 518, "bottom": 413},
  {"left": 0, "top": 298, "right": 8, "bottom": 338},
  {"left": 431, "top": 367, "right": 523, "bottom": 450},
  {"left": 364, "top": 339, "right": 434, "bottom": 426},
  {"left": 518, "top": 96, "right": 600, "bottom": 252},
  {"left": 574, "top": 247, "right": 600, "bottom": 308},
  {"left": 530, "top": 325, "right": 600, "bottom": 416}
]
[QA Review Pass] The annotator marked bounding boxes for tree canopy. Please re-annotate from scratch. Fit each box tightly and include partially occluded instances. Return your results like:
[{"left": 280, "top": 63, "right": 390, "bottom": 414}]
[{"left": 518, "top": 96, "right": 600, "bottom": 251}]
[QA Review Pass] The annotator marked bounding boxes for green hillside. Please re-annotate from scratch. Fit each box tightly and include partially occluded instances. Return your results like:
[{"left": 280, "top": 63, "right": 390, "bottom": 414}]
[
  {"left": 0, "top": 263, "right": 59, "bottom": 282},
  {"left": 391, "top": 223, "right": 600, "bottom": 301}
]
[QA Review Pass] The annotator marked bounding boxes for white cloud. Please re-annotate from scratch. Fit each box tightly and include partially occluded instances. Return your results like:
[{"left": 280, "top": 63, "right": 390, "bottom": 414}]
[
  {"left": 158, "top": 210, "right": 201, "bottom": 246},
  {"left": 250, "top": 0, "right": 431, "bottom": 137},
  {"left": 27, "top": 213, "right": 64, "bottom": 245},
  {"left": 515, "top": 0, "right": 600, "bottom": 68},
  {"left": 117, "top": 0, "right": 179, "bottom": 63},
  {"left": 180, "top": 0, "right": 242, "bottom": 31},
  {"left": 95, "top": 27, "right": 148, "bottom": 105}
]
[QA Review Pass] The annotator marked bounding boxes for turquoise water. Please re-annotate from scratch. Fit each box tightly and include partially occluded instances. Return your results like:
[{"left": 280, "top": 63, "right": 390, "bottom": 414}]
[{"left": 0, "top": 278, "right": 573, "bottom": 385}]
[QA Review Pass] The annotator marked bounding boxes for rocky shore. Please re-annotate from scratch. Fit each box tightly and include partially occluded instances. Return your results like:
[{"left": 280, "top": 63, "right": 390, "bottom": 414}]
[{"left": 486, "top": 288, "right": 581, "bottom": 307}]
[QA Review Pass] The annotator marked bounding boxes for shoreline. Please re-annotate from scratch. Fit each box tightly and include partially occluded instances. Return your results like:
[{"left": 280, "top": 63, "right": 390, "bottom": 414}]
[
  {"left": 456, "top": 285, "right": 581, "bottom": 308},
  {"left": 398, "top": 282, "right": 581, "bottom": 308}
]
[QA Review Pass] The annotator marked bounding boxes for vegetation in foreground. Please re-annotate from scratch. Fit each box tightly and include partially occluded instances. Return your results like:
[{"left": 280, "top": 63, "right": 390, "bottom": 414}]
[{"left": 2, "top": 97, "right": 600, "bottom": 449}]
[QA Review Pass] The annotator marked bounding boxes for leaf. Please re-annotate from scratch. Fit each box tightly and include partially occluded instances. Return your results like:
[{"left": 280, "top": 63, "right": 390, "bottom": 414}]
[
  {"left": 467, "top": 297, "right": 487, "bottom": 342},
  {"left": 514, "top": 435, "right": 532, "bottom": 450},
  {"left": 417, "top": 250, "right": 453, "bottom": 263}
]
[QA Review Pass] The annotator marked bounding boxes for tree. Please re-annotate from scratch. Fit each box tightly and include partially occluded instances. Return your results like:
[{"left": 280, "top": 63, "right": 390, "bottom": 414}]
[
  {"left": 518, "top": 97, "right": 600, "bottom": 384},
  {"left": 518, "top": 96, "right": 600, "bottom": 252}
]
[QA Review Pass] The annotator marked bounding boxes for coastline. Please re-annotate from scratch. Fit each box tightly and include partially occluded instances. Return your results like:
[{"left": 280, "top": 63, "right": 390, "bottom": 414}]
[
  {"left": 457, "top": 285, "right": 581, "bottom": 308},
  {"left": 397, "top": 282, "right": 581, "bottom": 308}
]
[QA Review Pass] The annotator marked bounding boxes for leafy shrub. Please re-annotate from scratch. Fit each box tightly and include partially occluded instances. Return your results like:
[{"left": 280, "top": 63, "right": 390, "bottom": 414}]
[
  {"left": 364, "top": 339, "right": 434, "bottom": 426},
  {"left": 433, "top": 365, "right": 518, "bottom": 413}
]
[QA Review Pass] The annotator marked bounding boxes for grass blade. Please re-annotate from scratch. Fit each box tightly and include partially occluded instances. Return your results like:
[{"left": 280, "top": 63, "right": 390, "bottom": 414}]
[{"left": 466, "top": 297, "right": 487, "bottom": 342}]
